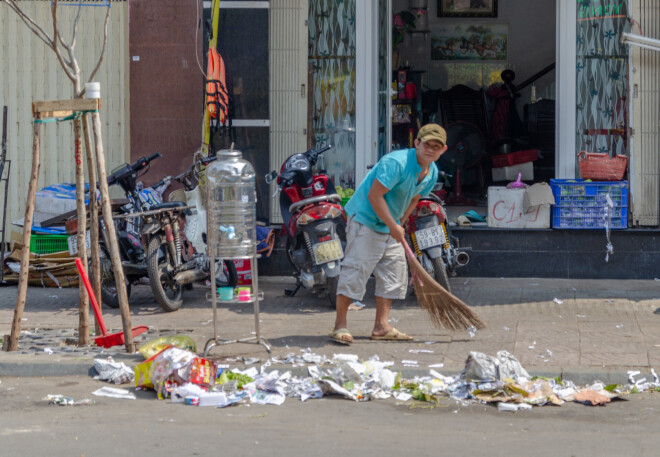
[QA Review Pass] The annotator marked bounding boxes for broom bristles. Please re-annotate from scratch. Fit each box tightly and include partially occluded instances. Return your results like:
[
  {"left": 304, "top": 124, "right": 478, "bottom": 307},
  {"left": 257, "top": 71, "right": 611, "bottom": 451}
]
[{"left": 405, "top": 242, "right": 485, "bottom": 331}]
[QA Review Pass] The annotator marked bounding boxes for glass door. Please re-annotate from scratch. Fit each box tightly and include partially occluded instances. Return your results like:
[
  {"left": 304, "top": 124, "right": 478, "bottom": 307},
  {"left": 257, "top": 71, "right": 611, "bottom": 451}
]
[
  {"left": 377, "top": 0, "right": 392, "bottom": 160},
  {"left": 354, "top": 0, "right": 390, "bottom": 184},
  {"left": 309, "top": 0, "right": 357, "bottom": 191}
]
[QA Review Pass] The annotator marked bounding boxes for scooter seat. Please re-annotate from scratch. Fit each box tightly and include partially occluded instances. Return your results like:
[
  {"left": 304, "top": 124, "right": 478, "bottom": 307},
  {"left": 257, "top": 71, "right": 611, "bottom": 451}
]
[{"left": 150, "top": 201, "right": 187, "bottom": 211}]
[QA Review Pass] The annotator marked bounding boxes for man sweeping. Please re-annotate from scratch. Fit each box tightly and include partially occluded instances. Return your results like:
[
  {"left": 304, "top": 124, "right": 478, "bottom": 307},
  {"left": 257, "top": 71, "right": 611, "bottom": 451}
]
[{"left": 330, "top": 124, "right": 448, "bottom": 345}]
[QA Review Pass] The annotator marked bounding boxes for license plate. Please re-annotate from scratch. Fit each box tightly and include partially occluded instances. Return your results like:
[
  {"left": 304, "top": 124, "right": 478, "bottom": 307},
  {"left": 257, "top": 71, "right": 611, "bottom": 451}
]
[
  {"left": 68, "top": 231, "right": 91, "bottom": 256},
  {"left": 414, "top": 225, "right": 447, "bottom": 250},
  {"left": 312, "top": 239, "right": 343, "bottom": 265}
]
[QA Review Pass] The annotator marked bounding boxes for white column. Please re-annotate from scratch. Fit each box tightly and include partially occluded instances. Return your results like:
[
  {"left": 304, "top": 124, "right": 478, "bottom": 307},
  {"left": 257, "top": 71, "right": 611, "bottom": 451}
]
[
  {"left": 556, "top": 0, "right": 577, "bottom": 178},
  {"left": 355, "top": 0, "right": 379, "bottom": 185}
]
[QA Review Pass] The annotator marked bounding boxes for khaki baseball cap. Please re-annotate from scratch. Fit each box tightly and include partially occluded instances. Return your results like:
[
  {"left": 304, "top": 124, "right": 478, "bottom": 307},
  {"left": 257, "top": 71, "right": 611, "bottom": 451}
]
[{"left": 417, "top": 123, "right": 447, "bottom": 146}]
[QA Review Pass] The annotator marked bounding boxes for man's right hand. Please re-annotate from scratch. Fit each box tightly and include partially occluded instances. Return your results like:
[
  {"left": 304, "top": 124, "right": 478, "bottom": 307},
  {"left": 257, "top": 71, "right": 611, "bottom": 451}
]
[{"left": 389, "top": 223, "right": 406, "bottom": 245}]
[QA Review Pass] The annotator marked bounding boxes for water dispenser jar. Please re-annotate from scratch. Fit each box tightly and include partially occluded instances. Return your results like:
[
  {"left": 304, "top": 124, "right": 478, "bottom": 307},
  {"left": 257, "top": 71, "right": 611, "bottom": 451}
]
[{"left": 206, "top": 149, "right": 257, "bottom": 258}]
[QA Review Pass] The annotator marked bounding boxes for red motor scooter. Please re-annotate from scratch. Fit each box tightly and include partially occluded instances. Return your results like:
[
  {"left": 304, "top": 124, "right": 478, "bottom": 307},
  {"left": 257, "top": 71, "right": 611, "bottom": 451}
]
[
  {"left": 265, "top": 145, "right": 347, "bottom": 308},
  {"left": 405, "top": 177, "right": 470, "bottom": 293}
]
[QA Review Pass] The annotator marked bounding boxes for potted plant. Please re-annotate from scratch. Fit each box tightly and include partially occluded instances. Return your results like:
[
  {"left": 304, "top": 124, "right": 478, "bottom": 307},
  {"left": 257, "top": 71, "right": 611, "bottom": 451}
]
[
  {"left": 411, "top": 8, "right": 428, "bottom": 30},
  {"left": 392, "top": 11, "right": 415, "bottom": 69},
  {"left": 392, "top": 10, "right": 416, "bottom": 48}
]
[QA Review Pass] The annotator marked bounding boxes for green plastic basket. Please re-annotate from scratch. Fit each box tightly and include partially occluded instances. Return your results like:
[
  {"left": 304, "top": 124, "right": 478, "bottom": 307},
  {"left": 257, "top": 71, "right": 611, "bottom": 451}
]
[{"left": 29, "top": 234, "right": 70, "bottom": 254}]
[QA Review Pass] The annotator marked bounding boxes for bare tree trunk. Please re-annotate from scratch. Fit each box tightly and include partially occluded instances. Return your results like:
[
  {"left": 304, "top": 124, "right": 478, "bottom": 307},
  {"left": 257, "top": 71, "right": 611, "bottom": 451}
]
[
  {"left": 73, "top": 118, "right": 89, "bottom": 345},
  {"left": 6, "top": 119, "right": 41, "bottom": 351},
  {"left": 82, "top": 113, "right": 101, "bottom": 334},
  {"left": 92, "top": 112, "right": 134, "bottom": 352}
]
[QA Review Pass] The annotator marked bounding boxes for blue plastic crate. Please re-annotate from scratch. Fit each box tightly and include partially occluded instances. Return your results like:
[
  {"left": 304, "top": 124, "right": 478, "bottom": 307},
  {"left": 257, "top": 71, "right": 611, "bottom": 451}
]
[{"left": 549, "top": 179, "right": 628, "bottom": 229}]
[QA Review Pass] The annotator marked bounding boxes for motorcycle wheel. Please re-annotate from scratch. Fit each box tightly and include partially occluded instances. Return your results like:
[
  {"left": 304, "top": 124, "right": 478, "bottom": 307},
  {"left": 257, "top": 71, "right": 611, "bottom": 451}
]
[
  {"left": 98, "top": 247, "right": 131, "bottom": 309},
  {"left": 215, "top": 259, "right": 239, "bottom": 289},
  {"left": 146, "top": 234, "right": 184, "bottom": 312},
  {"left": 431, "top": 257, "right": 451, "bottom": 293},
  {"left": 327, "top": 275, "right": 338, "bottom": 310}
]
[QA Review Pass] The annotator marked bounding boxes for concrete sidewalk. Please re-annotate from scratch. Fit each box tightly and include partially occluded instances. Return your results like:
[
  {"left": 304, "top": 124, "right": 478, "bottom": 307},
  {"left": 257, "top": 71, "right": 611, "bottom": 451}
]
[{"left": 1, "top": 276, "right": 659, "bottom": 384}]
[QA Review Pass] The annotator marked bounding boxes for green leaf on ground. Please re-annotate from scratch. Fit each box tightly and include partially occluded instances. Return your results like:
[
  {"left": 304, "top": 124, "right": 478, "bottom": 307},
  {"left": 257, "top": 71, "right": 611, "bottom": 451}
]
[
  {"left": 393, "top": 372, "right": 402, "bottom": 391},
  {"left": 531, "top": 375, "right": 563, "bottom": 385},
  {"left": 217, "top": 371, "right": 253, "bottom": 389}
]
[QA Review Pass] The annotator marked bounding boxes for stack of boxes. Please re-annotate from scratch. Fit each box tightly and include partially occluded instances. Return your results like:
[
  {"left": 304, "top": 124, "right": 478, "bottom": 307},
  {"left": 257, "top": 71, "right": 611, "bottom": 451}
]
[{"left": 490, "top": 149, "right": 539, "bottom": 182}]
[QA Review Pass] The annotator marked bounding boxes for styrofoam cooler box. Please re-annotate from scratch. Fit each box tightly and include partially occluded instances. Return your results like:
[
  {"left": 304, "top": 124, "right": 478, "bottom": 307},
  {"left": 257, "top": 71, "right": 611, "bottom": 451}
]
[
  {"left": 491, "top": 161, "right": 534, "bottom": 182},
  {"left": 233, "top": 258, "right": 252, "bottom": 285},
  {"left": 487, "top": 187, "right": 550, "bottom": 228}
]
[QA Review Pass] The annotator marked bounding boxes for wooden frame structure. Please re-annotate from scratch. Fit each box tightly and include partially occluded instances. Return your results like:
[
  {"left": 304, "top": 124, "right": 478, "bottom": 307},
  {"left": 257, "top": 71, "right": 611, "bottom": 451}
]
[{"left": 5, "top": 98, "right": 136, "bottom": 352}]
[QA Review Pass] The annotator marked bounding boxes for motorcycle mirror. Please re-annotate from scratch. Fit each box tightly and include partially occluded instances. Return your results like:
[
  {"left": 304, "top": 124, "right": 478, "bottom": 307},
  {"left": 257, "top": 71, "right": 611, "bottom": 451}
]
[{"left": 265, "top": 171, "right": 277, "bottom": 184}]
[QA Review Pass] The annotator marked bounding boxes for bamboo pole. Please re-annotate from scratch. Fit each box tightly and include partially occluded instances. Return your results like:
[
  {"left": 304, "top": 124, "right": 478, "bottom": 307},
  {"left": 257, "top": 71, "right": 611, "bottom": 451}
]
[
  {"left": 5, "top": 117, "right": 41, "bottom": 351},
  {"left": 82, "top": 113, "right": 102, "bottom": 334},
  {"left": 73, "top": 118, "right": 90, "bottom": 345},
  {"left": 91, "top": 112, "right": 134, "bottom": 352}
]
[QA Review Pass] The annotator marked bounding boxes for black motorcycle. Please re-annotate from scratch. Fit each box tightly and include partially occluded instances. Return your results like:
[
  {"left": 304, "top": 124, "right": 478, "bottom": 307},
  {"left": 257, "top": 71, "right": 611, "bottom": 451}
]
[
  {"left": 66, "top": 154, "right": 169, "bottom": 307},
  {"left": 91, "top": 153, "right": 162, "bottom": 307}
]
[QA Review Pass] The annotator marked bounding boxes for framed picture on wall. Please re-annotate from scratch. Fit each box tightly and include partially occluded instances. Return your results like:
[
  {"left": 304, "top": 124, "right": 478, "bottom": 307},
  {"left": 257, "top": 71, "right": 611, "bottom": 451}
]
[
  {"left": 438, "top": 0, "right": 498, "bottom": 18},
  {"left": 431, "top": 23, "right": 507, "bottom": 61}
]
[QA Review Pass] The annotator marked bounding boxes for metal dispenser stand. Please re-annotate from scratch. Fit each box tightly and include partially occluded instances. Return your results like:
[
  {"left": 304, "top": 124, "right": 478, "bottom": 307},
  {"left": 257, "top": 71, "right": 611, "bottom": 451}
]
[
  {"left": 205, "top": 253, "right": 270, "bottom": 355},
  {"left": 203, "top": 148, "right": 270, "bottom": 355}
]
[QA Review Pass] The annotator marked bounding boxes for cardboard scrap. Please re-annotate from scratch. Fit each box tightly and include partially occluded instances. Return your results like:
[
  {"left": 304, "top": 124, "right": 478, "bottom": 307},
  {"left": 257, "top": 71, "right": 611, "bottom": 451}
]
[
  {"left": 2, "top": 245, "right": 79, "bottom": 287},
  {"left": 573, "top": 389, "right": 612, "bottom": 406},
  {"left": 523, "top": 182, "right": 555, "bottom": 211}
]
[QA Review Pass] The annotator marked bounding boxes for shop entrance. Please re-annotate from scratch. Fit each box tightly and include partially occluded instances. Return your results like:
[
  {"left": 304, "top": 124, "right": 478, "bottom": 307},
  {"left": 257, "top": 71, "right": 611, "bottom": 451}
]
[{"left": 389, "top": 0, "right": 557, "bottom": 206}]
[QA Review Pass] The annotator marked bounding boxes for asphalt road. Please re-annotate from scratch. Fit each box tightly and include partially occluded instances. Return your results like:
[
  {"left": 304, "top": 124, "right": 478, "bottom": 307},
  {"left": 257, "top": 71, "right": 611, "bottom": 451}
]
[{"left": 2, "top": 374, "right": 660, "bottom": 457}]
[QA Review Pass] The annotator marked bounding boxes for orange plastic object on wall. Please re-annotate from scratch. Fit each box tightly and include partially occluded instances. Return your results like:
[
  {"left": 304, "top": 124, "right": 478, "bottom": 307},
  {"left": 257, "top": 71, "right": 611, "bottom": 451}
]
[{"left": 206, "top": 47, "right": 228, "bottom": 123}]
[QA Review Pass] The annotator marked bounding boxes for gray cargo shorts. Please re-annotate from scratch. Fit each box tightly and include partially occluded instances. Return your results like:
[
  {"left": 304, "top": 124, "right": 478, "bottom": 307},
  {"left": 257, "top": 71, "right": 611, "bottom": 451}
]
[{"left": 336, "top": 218, "right": 407, "bottom": 301}]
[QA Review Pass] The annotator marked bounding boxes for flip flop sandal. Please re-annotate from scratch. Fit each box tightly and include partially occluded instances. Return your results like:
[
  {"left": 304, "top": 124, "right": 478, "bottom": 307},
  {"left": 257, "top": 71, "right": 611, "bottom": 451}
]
[
  {"left": 370, "top": 328, "right": 413, "bottom": 341},
  {"left": 329, "top": 328, "right": 353, "bottom": 345},
  {"left": 455, "top": 215, "right": 472, "bottom": 227}
]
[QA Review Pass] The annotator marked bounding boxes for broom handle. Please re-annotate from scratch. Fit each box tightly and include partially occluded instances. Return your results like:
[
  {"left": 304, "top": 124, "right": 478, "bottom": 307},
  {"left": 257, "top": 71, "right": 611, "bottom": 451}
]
[
  {"left": 403, "top": 241, "right": 424, "bottom": 287},
  {"left": 403, "top": 241, "right": 417, "bottom": 262},
  {"left": 75, "top": 257, "right": 107, "bottom": 336}
]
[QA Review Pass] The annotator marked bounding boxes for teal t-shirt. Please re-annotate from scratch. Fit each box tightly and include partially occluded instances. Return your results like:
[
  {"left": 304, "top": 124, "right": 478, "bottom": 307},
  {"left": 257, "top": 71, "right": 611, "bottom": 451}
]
[{"left": 345, "top": 148, "right": 438, "bottom": 233}]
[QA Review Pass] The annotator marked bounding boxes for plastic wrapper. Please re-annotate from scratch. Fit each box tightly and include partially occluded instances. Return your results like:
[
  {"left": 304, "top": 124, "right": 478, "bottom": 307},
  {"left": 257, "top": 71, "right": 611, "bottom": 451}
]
[
  {"left": 496, "top": 350, "right": 530, "bottom": 382},
  {"left": 148, "top": 347, "right": 198, "bottom": 399},
  {"left": 135, "top": 360, "right": 155, "bottom": 389},
  {"left": 308, "top": 363, "right": 392, "bottom": 402},
  {"left": 281, "top": 376, "right": 323, "bottom": 402},
  {"left": 270, "top": 350, "right": 331, "bottom": 366},
  {"left": 497, "top": 402, "right": 532, "bottom": 412},
  {"left": 92, "top": 387, "right": 136, "bottom": 400},
  {"left": 44, "top": 394, "right": 94, "bottom": 406},
  {"left": 187, "top": 357, "right": 217, "bottom": 387},
  {"left": 522, "top": 379, "right": 562, "bottom": 405},
  {"left": 93, "top": 357, "right": 134, "bottom": 385},
  {"left": 464, "top": 352, "right": 500, "bottom": 382},
  {"left": 199, "top": 391, "right": 247, "bottom": 407},
  {"left": 171, "top": 383, "right": 208, "bottom": 404},
  {"left": 134, "top": 347, "right": 170, "bottom": 389},
  {"left": 138, "top": 334, "right": 197, "bottom": 359},
  {"left": 254, "top": 370, "right": 289, "bottom": 395},
  {"left": 464, "top": 350, "right": 529, "bottom": 383},
  {"left": 248, "top": 389, "right": 286, "bottom": 405}
]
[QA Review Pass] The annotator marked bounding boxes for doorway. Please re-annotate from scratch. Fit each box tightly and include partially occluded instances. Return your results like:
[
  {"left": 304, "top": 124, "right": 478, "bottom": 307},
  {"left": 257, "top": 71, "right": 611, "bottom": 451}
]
[{"left": 388, "top": 0, "right": 558, "bottom": 205}]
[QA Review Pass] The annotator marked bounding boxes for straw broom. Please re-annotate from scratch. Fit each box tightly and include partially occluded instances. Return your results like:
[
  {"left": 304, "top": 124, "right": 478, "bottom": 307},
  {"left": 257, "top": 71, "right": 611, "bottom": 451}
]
[{"left": 403, "top": 241, "right": 485, "bottom": 331}]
